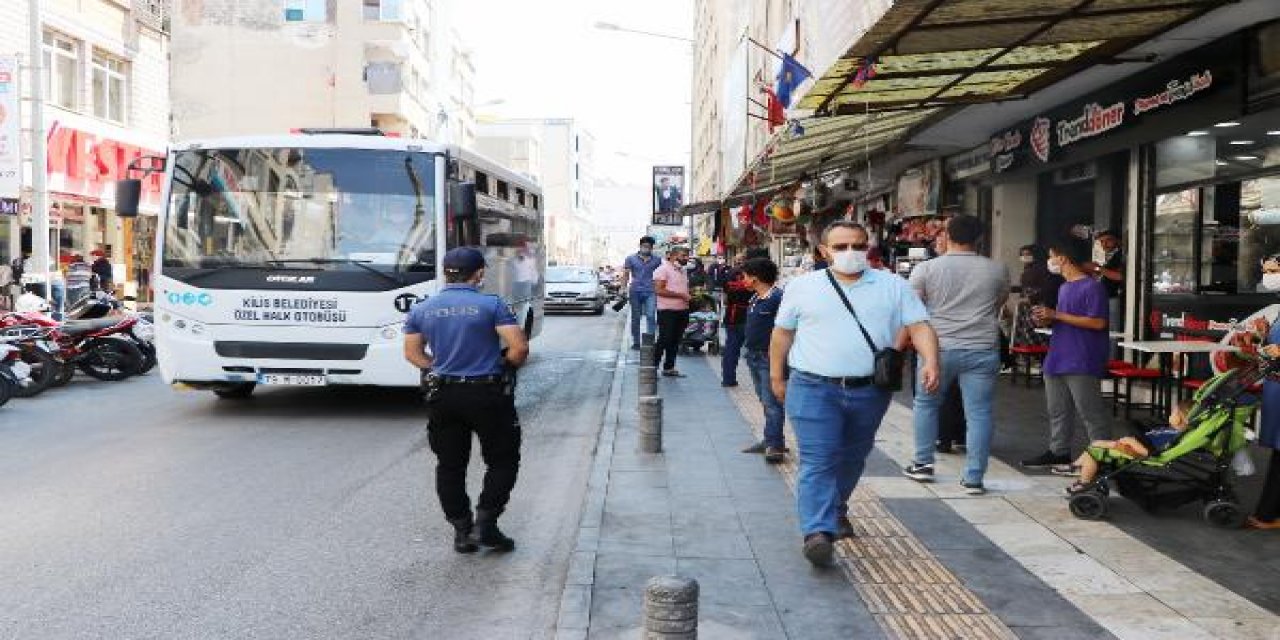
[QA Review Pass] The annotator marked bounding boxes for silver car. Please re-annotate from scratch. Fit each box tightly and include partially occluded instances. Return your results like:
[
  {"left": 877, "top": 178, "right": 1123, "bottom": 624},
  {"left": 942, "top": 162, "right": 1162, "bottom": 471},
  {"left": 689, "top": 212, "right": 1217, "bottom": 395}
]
[{"left": 544, "top": 266, "right": 606, "bottom": 315}]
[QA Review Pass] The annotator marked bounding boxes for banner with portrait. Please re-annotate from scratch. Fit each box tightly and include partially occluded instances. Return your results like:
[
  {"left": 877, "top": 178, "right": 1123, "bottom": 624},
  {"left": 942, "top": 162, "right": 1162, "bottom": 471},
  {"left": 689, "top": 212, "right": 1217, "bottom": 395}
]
[
  {"left": 895, "top": 160, "right": 940, "bottom": 219},
  {"left": 652, "top": 166, "right": 685, "bottom": 225}
]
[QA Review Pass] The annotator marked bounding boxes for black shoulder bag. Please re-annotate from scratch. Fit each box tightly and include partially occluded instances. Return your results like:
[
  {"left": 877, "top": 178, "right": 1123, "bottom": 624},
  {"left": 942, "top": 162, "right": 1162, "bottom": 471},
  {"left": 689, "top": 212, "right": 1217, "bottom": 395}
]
[{"left": 825, "top": 270, "right": 904, "bottom": 392}]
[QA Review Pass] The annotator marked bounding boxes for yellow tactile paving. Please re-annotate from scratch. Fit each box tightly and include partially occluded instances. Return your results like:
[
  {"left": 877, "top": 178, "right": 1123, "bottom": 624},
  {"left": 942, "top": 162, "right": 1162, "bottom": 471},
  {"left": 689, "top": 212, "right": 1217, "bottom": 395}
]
[{"left": 723, "top": 374, "right": 1017, "bottom": 640}]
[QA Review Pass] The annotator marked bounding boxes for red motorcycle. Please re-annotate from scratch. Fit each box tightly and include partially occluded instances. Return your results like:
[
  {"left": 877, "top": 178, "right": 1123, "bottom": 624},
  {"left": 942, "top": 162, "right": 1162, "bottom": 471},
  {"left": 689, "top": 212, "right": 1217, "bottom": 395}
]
[{"left": 0, "top": 311, "right": 144, "bottom": 382}]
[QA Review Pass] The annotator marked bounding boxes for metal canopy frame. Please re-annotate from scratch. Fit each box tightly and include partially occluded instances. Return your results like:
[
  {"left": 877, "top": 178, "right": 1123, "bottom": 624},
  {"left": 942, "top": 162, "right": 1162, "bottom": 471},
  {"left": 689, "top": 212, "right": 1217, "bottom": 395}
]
[{"left": 722, "top": 0, "right": 1232, "bottom": 200}]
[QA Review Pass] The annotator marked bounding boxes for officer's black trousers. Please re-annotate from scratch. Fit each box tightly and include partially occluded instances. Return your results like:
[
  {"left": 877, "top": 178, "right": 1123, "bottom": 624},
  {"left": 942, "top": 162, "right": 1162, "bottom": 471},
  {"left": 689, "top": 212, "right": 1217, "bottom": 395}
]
[
  {"left": 654, "top": 309, "right": 690, "bottom": 371},
  {"left": 427, "top": 384, "right": 522, "bottom": 521}
]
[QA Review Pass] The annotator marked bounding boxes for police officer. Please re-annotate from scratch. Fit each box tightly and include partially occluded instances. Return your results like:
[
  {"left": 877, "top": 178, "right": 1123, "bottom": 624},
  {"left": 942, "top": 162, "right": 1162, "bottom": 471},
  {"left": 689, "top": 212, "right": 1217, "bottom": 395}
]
[{"left": 403, "top": 247, "right": 530, "bottom": 554}]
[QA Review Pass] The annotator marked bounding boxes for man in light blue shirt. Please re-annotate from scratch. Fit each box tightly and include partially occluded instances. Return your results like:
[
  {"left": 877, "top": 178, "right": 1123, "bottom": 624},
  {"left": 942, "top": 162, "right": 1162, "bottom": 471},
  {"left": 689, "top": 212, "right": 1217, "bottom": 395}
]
[
  {"left": 620, "top": 236, "right": 661, "bottom": 349},
  {"left": 770, "top": 221, "right": 939, "bottom": 567}
]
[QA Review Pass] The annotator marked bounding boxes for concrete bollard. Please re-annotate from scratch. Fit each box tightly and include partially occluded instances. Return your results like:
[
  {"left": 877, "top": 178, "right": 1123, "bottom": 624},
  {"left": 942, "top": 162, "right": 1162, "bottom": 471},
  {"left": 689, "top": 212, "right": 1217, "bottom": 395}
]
[
  {"left": 641, "top": 332, "right": 655, "bottom": 346},
  {"left": 637, "top": 395, "right": 663, "bottom": 453},
  {"left": 638, "top": 366, "right": 658, "bottom": 397},
  {"left": 643, "top": 575, "right": 699, "bottom": 638},
  {"left": 639, "top": 344, "right": 656, "bottom": 366}
]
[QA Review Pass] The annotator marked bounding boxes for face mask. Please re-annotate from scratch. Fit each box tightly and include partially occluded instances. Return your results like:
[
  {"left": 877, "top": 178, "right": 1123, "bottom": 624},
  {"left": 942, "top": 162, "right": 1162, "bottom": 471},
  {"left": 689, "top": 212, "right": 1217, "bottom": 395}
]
[
  {"left": 682, "top": 262, "right": 695, "bottom": 271},
  {"left": 1020, "top": 255, "right": 1035, "bottom": 264},
  {"left": 1263, "top": 273, "right": 1280, "bottom": 291},
  {"left": 638, "top": 247, "right": 652, "bottom": 256},
  {"left": 1047, "top": 258, "right": 1063, "bottom": 275},
  {"left": 831, "top": 250, "right": 869, "bottom": 275}
]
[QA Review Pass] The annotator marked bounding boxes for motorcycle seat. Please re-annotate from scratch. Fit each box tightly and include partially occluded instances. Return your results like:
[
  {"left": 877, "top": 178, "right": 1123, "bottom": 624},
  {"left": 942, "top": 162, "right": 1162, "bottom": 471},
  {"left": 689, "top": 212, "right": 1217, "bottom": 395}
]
[{"left": 61, "top": 318, "right": 121, "bottom": 335}]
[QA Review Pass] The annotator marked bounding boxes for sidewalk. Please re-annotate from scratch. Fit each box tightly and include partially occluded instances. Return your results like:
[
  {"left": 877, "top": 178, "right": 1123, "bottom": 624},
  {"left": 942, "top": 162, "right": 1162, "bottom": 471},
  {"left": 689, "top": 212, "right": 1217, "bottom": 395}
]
[{"left": 555, "top": 347, "right": 1127, "bottom": 639}]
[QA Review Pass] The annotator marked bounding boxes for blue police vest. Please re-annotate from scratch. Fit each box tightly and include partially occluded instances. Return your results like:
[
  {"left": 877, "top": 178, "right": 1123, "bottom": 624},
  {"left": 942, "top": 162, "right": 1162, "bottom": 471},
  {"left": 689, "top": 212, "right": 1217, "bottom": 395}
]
[{"left": 403, "top": 284, "right": 518, "bottom": 377}]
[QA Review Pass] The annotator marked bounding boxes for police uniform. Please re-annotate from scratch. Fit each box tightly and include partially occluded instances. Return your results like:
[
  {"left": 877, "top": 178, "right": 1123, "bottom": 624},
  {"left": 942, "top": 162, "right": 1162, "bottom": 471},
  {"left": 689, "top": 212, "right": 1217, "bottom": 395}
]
[{"left": 404, "top": 248, "right": 522, "bottom": 552}]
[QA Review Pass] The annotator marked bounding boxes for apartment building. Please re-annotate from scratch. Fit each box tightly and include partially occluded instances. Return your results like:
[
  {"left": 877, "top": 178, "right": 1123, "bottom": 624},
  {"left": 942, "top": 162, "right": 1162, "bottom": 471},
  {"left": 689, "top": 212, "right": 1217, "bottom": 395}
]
[
  {"left": 0, "top": 0, "right": 170, "bottom": 299},
  {"left": 170, "top": 0, "right": 475, "bottom": 144},
  {"left": 476, "top": 118, "right": 598, "bottom": 266}
]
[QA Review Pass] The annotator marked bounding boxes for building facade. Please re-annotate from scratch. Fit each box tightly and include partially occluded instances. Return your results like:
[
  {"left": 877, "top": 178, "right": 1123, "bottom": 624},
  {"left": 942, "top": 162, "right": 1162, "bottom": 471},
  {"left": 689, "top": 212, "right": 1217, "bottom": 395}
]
[
  {"left": 170, "top": 0, "right": 475, "bottom": 144},
  {"left": 1, "top": 0, "right": 170, "bottom": 302},
  {"left": 477, "top": 118, "right": 598, "bottom": 267}
]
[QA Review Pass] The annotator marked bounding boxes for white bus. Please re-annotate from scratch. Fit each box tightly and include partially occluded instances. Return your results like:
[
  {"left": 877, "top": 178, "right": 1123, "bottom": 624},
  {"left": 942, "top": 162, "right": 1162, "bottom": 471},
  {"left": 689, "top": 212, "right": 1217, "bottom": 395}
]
[{"left": 115, "top": 130, "right": 544, "bottom": 398}]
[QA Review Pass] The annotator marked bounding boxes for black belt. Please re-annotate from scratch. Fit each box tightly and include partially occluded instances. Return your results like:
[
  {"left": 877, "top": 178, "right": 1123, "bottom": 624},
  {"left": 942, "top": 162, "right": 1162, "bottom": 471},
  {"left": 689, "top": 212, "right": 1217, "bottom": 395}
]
[
  {"left": 795, "top": 369, "right": 874, "bottom": 389},
  {"left": 437, "top": 374, "right": 504, "bottom": 385}
]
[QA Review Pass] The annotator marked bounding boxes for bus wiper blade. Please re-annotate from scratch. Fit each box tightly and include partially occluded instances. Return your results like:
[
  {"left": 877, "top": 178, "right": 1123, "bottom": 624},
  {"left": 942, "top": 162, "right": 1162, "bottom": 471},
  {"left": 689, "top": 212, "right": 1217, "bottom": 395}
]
[
  {"left": 181, "top": 263, "right": 276, "bottom": 283},
  {"left": 274, "top": 258, "right": 406, "bottom": 287}
]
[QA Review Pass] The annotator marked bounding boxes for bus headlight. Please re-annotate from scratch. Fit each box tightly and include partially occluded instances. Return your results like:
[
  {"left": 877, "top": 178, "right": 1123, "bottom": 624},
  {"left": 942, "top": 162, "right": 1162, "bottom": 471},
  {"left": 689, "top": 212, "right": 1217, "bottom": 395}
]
[
  {"left": 190, "top": 323, "right": 206, "bottom": 336},
  {"left": 380, "top": 325, "right": 401, "bottom": 340},
  {"left": 174, "top": 319, "right": 187, "bottom": 330}
]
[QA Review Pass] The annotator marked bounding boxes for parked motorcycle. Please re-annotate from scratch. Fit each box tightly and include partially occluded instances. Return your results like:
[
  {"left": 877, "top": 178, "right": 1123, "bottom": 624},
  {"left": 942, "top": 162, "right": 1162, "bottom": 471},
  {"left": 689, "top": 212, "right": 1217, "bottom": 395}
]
[
  {"left": 0, "top": 312, "right": 144, "bottom": 382},
  {"left": 64, "top": 291, "right": 157, "bottom": 374},
  {"left": 0, "top": 326, "right": 60, "bottom": 397},
  {"left": 0, "top": 338, "right": 34, "bottom": 407}
]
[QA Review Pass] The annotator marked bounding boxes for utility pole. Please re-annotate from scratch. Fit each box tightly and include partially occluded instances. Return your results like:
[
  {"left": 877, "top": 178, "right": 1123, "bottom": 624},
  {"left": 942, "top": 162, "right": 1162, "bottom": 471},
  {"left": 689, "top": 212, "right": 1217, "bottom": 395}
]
[{"left": 27, "top": 0, "right": 52, "bottom": 299}]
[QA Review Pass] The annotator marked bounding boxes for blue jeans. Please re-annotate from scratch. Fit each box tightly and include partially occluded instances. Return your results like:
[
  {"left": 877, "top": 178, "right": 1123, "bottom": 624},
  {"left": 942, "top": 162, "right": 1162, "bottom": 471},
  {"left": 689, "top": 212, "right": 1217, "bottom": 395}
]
[
  {"left": 629, "top": 289, "right": 657, "bottom": 346},
  {"left": 786, "top": 371, "right": 891, "bottom": 536},
  {"left": 745, "top": 350, "right": 784, "bottom": 448},
  {"left": 912, "top": 349, "right": 1000, "bottom": 484},
  {"left": 721, "top": 324, "right": 745, "bottom": 384}
]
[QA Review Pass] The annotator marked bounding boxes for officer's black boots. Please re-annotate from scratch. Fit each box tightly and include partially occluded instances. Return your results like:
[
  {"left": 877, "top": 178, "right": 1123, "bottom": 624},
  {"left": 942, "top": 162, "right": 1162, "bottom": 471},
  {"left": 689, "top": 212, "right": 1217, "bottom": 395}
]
[
  {"left": 472, "top": 509, "right": 516, "bottom": 552},
  {"left": 448, "top": 516, "right": 479, "bottom": 554}
]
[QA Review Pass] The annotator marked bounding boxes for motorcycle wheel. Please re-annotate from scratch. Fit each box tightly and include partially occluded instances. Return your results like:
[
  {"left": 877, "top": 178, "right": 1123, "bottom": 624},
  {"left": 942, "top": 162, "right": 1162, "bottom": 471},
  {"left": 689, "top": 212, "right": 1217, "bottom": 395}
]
[
  {"left": 134, "top": 341, "right": 158, "bottom": 374},
  {"left": 0, "top": 369, "right": 14, "bottom": 408},
  {"left": 78, "top": 338, "right": 143, "bottom": 381},
  {"left": 52, "top": 362, "right": 75, "bottom": 387},
  {"left": 14, "top": 344, "right": 58, "bottom": 398}
]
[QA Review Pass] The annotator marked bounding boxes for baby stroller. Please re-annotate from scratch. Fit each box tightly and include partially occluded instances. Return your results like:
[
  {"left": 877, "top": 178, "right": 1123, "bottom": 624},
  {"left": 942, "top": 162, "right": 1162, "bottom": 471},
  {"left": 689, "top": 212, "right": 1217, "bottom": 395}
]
[
  {"left": 1067, "top": 360, "right": 1270, "bottom": 528},
  {"left": 681, "top": 293, "right": 720, "bottom": 355}
]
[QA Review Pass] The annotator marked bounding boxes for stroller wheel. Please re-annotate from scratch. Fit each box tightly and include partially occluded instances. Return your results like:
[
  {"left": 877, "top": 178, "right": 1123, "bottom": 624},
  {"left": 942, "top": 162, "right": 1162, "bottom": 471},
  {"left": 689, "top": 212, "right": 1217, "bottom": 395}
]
[
  {"left": 1068, "top": 492, "right": 1109, "bottom": 520},
  {"left": 1203, "top": 500, "right": 1246, "bottom": 529}
]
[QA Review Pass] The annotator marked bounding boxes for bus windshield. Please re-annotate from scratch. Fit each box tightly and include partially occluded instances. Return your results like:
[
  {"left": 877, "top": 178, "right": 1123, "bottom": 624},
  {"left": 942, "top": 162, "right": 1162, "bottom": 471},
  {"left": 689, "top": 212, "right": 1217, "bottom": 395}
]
[{"left": 162, "top": 147, "right": 437, "bottom": 287}]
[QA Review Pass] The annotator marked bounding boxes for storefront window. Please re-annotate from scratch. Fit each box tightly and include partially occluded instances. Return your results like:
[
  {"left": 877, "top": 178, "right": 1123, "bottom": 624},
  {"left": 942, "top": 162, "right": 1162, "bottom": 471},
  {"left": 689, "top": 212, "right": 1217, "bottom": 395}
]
[
  {"left": 1155, "top": 115, "right": 1280, "bottom": 189},
  {"left": 1152, "top": 189, "right": 1197, "bottom": 293},
  {"left": 1239, "top": 175, "right": 1280, "bottom": 291}
]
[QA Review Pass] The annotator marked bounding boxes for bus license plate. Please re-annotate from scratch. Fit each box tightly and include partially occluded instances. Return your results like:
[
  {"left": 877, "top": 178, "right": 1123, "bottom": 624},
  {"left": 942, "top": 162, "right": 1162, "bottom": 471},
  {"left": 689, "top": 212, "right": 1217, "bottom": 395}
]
[{"left": 258, "top": 374, "right": 326, "bottom": 386}]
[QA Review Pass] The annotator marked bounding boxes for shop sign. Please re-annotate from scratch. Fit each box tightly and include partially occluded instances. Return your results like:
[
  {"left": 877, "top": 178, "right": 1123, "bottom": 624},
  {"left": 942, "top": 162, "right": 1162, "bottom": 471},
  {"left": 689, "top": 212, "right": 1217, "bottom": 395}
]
[
  {"left": 45, "top": 124, "right": 164, "bottom": 200},
  {"left": 0, "top": 56, "right": 19, "bottom": 200},
  {"left": 990, "top": 38, "right": 1237, "bottom": 174},
  {"left": 944, "top": 145, "right": 991, "bottom": 181}
]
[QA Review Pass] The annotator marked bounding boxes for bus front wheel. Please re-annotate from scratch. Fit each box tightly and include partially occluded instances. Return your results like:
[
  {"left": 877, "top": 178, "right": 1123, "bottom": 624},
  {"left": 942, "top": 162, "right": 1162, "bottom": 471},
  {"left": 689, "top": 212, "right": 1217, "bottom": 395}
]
[{"left": 214, "top": 383, "right": 256, "bottom": 399}]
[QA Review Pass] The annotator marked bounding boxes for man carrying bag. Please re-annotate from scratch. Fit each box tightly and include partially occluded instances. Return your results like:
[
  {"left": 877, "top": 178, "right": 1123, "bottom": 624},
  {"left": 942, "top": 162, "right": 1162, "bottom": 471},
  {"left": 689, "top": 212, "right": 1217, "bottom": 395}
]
[{"left": 770, "top": 221, "right": 939, "bottom": 567}]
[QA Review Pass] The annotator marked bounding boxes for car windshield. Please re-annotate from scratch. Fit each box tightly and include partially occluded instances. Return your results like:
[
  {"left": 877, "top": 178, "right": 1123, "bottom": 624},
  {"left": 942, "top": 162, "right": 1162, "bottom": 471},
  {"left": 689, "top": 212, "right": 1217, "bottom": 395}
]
[
  {"left": 547, "top": 267, "right": 596, "bottom": 283},
  {"left": 162, "top": 147, "right": 437, "bottom": 285}
]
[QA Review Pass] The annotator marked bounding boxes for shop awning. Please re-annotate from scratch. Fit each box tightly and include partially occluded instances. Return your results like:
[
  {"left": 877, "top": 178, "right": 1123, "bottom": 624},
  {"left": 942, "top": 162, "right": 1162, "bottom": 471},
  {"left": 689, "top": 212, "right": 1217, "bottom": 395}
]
[{"left": 728, "top": 0, "right": 1232, "bottom": 198}]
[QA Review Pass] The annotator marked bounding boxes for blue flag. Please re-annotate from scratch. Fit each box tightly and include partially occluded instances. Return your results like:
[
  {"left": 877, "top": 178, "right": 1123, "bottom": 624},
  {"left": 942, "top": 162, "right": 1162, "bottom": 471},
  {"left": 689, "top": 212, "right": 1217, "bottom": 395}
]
[{"left": 775, "top": 53, "right": 813, "bottom": 108}]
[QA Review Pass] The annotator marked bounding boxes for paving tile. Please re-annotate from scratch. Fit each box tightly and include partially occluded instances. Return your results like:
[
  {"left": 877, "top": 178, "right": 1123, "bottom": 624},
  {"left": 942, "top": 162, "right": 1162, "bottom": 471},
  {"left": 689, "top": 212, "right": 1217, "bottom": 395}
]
[
  {"left": 566, "top": 551, "right": 596, "bottom": 586},
  {"left": 675, "top": 557, "right": 771, "bottom": 607},
  {"left": 1017, "top": 553, "right": 1143, "bottom": 596},
  {"left": 586, "top": 585, "right": 645, "bottom": 635},
  {"left": 1188, "top": 616, "right": 1280, "bottom": 640},
  {"left": 592, "top": 553, "right": 677, "bottom": 590},
  {"left": 1009, "top": 624, "right": 1120, "bottom": 640},
  {"left": 932, "top": 548, "right": 1111, "bottom": 631},
  {"left": 1068, "top": 535, "right": 1182, "bottom": 577},
  {"left": 1149, "top": 579, "right": 1274, "bottom": 621},
  {"left": 554, "top": 628, "right": 588, "bottom": 640},
  {"left": 859, "top": 476, "right": 937, "bottom": 499},
  {"left": 697, "top": 602, "right": 788, "bottom": 640},
  {"left": 576, "top": 526, "right": 600, "bottom": 553},
  {"left": 672, "top": 517, "right": 755, "bottom": 560},
  {"left": 974, "top": 522, "right": 1078, "bottom": 556},
  {"left": 1071, "top": 593, "right": 1214, "bottom": 640},
  {"left": 607, "top": 469, "right": 668, "bottom": 489},
  {"left": 942, "top": 497, "right": 1034, "bottom": 525},
  {"left": 598, "top": 512, "right": 673, "bottom": 556},
  {"left": 557, "top": 584, "right": 592, "bottom": 631},
  {"left": 882, "top": 498, "right": 998, "bottom": 551}
]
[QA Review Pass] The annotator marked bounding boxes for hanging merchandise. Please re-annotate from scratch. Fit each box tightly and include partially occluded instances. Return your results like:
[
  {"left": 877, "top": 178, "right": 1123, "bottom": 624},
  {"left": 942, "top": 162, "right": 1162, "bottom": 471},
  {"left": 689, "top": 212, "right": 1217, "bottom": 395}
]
[
  {"left": 753, "top": 200, "right": 770, "bottom": 228},
  {"left": 770, "top": 195, "right": 797, "bottom": 223},
  {"left": 737, "top": 203, "right": 753, "bottom": 226}
]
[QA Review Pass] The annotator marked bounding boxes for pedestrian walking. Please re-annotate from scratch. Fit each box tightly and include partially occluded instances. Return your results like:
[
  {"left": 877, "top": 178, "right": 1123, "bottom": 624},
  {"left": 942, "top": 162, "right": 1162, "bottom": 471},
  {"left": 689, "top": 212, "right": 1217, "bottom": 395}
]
[
  {"left": 903, "top": 215, "right": 1010, "bottom": 495},
  {"left": 653, "top": 246, "right": 692, "bottom": 377},
  {"left": 1020, "top": 243, "right": 1112, "bottom": 473},
  {"left": 770, "top": 221, "right": 939, "bottom": 567},
  {"left": 720, "top": 254, "right": 751, "bottom": 387},
  {"left": 737, "top": 257, "right": 787, "bottom": 463},
  {"left": 403, "top": 247, "right": 530, "bottom": 554},
  {"left": 620, "top": 236, "right": 662, "bottom": 350}
]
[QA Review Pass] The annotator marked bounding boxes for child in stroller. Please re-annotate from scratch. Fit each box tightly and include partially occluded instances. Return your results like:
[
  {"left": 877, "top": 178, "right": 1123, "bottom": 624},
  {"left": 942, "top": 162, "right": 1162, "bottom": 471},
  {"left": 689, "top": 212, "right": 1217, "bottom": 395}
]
[
  {"left": 1065, "top": 363, "right": 1264, "bottom": 528},
  {"left": 1065, "top": 399, "right": 1193, "bottom": 494},
  {"left": 681, "top": 294, "right": 719, "bottom": 354}
]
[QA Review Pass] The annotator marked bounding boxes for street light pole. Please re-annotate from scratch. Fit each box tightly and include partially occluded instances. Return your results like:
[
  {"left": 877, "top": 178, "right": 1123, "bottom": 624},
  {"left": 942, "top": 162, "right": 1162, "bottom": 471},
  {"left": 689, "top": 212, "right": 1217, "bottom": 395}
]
[{"left": 27, "top": 0, "right": 52, "bottom": 297}]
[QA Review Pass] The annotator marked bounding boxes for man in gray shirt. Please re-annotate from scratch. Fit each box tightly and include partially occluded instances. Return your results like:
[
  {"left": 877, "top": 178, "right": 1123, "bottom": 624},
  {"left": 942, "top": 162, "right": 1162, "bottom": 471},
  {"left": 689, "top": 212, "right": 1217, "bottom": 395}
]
[{"left": 902, "top": 215, "right": 1010, "bottom": 494}]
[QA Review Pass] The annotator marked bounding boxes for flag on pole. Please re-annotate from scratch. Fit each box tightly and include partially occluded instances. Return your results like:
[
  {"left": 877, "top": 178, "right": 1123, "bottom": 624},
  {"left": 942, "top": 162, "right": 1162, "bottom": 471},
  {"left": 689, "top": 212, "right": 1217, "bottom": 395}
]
[
  {"left": 762, "top": 87, "right": 786, "bottom": 132},
  {"left": 775, "top": 53, "right": 812, "bottom": 108}
]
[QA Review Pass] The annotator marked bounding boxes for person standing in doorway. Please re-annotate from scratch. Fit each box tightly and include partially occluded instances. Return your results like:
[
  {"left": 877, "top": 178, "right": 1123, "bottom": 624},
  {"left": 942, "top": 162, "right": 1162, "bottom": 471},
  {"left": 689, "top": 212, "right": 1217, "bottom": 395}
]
[
  {"left": 1021, "top": 243, "right": 1111, "bottom": 472},
  {"left": 720, "top": 254, "right": 751, "bottom": 387},
  {"left": 771, "top": 221, "right": 939, "bottom": 567},
  {"left": 739, "top": 257, "right": 786, "bottom": 462},
  {"left": 903, "top": 215, "right": 1010, "bottom": 495},
  {"left": 403, "top": 248, "right": 530, "bottom": 554},
  {"left": 91, "top": 249, "right": 114, "bottom": 293},
  {"left": 1088, "top": 230, "right": 1125, "bottom": 332},
  {"left": 620, "top": 236, "right": 661, "bottom": 350},
  {"left": 653, "top": 246, "right": 692, "bottom": 377}
]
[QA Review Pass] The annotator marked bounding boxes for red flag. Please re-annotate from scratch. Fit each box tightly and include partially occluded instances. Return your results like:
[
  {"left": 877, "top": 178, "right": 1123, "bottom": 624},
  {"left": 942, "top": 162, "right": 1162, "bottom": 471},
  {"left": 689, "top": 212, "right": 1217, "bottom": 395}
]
[{"left": 762, "top": 87, "right": 786, "bottom": 132}]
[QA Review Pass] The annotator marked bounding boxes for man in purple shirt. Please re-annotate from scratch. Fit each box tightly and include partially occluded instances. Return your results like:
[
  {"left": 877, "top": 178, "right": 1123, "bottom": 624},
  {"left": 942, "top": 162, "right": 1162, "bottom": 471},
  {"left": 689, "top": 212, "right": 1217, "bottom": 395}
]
[{"left": 1021, "top": 242, "right": 1112, "bottom": 473}]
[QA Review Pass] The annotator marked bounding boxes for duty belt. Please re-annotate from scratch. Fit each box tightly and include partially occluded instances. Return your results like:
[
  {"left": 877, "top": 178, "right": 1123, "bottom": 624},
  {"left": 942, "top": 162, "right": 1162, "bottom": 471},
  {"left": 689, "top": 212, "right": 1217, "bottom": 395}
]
[
  {"left": 795, "top": 369, "right": 874, "bottom": 389},
  {"left": 437, "top": 374, "right": 505, "bottom": 385}
]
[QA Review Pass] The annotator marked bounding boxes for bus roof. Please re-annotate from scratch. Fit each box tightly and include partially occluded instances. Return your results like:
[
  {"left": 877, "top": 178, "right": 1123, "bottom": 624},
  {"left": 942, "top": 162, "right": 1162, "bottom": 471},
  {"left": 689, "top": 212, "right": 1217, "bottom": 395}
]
[{"left": 170, "top": 135, "right": 541, "bottom": 195}]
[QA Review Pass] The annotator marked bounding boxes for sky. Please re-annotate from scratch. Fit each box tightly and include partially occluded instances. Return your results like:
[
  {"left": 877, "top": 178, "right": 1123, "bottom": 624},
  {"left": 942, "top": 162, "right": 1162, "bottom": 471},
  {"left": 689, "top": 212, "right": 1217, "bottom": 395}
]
[{"left": 454, "top": 0, "right": 693, "bottom": 189}]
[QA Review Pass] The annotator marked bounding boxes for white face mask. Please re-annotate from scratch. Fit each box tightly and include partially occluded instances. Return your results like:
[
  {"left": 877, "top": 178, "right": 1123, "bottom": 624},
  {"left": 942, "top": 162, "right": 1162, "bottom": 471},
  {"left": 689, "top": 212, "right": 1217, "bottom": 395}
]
[
  {"left": 1262, "top": 273, "right": 1280, "bottom": 291},
  {"left": 831, "top": 250, "right": 869, "bottom": 275},
  {"left": 1047, "top": 258, "right": 1063, "bottom": 275},
  {"left": 1020, "top": 255, "right": 1035, "bottom": 264}
]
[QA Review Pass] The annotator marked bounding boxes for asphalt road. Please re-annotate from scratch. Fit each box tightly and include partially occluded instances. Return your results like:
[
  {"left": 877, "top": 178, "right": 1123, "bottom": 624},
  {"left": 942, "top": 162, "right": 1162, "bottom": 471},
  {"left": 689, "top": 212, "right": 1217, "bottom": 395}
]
[{"left": 0, "top": 313, "right": 623, "bottom": 640}]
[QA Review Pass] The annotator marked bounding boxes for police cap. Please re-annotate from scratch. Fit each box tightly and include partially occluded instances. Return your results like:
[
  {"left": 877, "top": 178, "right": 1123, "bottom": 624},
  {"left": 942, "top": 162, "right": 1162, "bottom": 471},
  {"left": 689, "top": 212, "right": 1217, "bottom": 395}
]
[{"left": 443, "top": 247, "right": 486, "bottom": 275}]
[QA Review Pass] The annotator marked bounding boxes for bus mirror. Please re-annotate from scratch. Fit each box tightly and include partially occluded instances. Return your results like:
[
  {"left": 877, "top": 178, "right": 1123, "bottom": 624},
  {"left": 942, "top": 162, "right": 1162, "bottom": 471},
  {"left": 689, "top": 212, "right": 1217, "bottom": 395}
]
[
  {"left": 115, "top": 179, "right": 142, "bottom": 217},
  {"left": 450, "top": 182, "right": 477, "bottom": 220}
]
